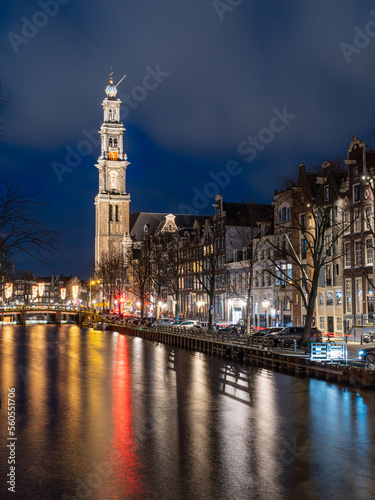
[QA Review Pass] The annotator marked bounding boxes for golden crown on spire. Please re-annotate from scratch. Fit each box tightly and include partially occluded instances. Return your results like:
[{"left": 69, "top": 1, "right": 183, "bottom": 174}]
[{"left": 105, "top": 67, "right": 117, "bottom": 98}]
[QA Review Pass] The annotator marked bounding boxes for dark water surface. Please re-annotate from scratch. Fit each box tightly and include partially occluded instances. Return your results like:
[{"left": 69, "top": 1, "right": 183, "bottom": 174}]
[{"left": 0, "top": 325, "right": 374, "bottom": 500}]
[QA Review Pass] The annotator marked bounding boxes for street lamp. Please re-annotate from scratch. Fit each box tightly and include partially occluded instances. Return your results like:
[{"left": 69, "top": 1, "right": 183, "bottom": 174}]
[
  {"left": 38, "top": 282, "right": 45, "bottom": 305},
  {"left": 60, "top": 287, "right": 66, "bottom": 307},
  {"left": 261, "top": 298, "right": 270, "bottom": 328},
  {"left": 197, "top": 300, "right": 204, "bottom": 321},
  {"left": 5, "top": 283, "right": 13, "bottom": 307},
  {"left": 89, "top": 280, "right": 101, "bottom": 309}
]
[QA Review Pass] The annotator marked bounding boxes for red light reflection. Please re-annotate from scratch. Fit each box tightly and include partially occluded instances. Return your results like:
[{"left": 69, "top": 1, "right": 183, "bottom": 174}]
[{"left": 108, "top": 335, "right": 147, "bottom": 497}]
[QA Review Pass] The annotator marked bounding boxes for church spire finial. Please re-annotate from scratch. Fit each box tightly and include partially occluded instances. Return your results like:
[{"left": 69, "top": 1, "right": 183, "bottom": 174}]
[{"left": 105, "top": 66, "right": 117, "bottom": 98}]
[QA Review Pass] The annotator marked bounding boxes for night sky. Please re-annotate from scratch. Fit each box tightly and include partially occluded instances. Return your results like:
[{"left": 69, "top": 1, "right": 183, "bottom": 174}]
[{"left": 1, "top": 1, "right": 375, "bottom": 278}]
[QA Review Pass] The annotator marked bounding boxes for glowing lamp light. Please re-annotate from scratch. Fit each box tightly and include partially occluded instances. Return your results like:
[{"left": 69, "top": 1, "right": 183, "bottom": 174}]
[
  {"left": 32, "top": 285, "right": 38, "bottom": 299},
  {"left": 5, "top": 283, "right": 13, "bottom": 299},
  {"left": 262, "top": 299, "right": 270, "bottom": 309},
  {"left": 60, "top": 288, "right": 66, "bottom": 300},
  {"left": 38, "top": 282, "right": 45, "bottom": 297},
  {"left": 72, "top": 285, "right": 79, "bottom": 299}
]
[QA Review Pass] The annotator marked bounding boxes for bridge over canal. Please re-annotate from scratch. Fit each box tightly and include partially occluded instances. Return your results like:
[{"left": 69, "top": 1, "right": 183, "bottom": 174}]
[{"left": 0, "top": 307, "right": 89, "bottom": 325}]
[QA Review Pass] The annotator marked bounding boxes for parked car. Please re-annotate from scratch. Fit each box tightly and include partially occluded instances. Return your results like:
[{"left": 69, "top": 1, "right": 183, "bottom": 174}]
[
  {"left": 178, "top": 320, "right": 200, "bottom": 329},
  {"left": 358, "top": 346, "right": 375, "bottom": 362},
  {"left": 363, "top": 332, "right": 375, "bottom": 343},
  {"left": 250, "top": 327, "right": 283, "bottom": 338},
  {"left": 151, "top": 318, "right": 175, "bottom": 329},
  {"left": 217, "top": 325, "right": 237, "bottom": 334},
  {"left": 197, "top": 322, "right": 217, "bottom": 332},
  {"left": 266, "top": 326, "right": 323, "bottom": 347}
]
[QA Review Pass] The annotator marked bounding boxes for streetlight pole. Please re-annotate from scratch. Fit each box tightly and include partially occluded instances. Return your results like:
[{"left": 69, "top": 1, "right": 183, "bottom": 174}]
[
  {"left": 261, "top": 298, "right": 270, "bottom": 328},
  {"left": 197, "top": 300, "right": 204, "bottom": 322}
]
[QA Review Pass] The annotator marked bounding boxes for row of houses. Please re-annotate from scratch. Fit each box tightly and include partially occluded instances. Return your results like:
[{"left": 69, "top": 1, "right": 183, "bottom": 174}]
[
  {"left": 127, "top": 135, "right": 375, "bottom": 335},
  {"left": 0, "top": 274, "right": 89, "bottom": 307}
]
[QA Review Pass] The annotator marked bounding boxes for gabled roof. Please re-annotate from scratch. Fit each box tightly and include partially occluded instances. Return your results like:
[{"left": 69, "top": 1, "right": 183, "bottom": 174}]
[{"left": 130, "top": 212, "right": 211, "bottom": 240}]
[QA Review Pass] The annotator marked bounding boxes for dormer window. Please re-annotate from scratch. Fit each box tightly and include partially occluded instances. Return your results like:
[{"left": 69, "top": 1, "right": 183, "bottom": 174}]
[{"left": 278, "top": 206, "right": 290, "bottom": 223}]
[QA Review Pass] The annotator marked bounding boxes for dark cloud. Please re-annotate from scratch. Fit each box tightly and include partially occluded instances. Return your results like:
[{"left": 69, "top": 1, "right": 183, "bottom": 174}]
[{"left": 1, "top": 0, "right": 375, "bottom": 276}]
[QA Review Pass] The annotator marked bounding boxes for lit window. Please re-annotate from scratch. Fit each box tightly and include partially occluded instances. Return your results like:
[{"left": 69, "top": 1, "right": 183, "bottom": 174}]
[
  {"left": 345, "top": 279, "right": 352, "bottom": 313},
  {"left": 366, "top": 238, "right": 373, "bottom": 265},
  {"left": 355, "top": 240, "right": 362, "bottom": 267},
  {"left": 343, "top": 212, "right": 350, "bottom": 235},
  {"left": 353, "top": 208, "right": 360, "bottom": 233}
]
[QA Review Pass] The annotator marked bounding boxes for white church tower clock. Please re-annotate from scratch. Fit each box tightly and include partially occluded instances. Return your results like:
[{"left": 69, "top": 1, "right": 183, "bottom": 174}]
[{"left": 95, "top": 73, "right": 131, "bottom": 264}]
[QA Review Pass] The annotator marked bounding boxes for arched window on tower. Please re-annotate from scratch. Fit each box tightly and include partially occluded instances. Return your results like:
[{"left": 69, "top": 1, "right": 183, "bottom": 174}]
[
  {"left": 114, "top": 138, "right": 117, "bottom": 148},
  {"left": 109, "top": 204, "right": 113, "bottom": 222},
  {"left": 109, "top": 137, "right": 113, "bottom": 148},
  {"left": 115, "top": 205, "right": 119, "bottom": 222},
  {"left": 109, "top": 109, "right": 114, "bottom": 121}
]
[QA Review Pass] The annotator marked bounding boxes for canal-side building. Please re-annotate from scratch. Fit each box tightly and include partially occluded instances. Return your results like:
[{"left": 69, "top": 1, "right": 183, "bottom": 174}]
[{"left": 342, "top": 136, "right": 375, "bottom": 332}]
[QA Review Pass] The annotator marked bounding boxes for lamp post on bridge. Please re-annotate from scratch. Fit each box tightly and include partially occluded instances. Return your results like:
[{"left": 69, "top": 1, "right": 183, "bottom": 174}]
[
  {"left": 60, "top": 287, "right": 66, "bottom": 308},
  {"left": 89, "top": 280, "right": 101, "bottom": 310}
]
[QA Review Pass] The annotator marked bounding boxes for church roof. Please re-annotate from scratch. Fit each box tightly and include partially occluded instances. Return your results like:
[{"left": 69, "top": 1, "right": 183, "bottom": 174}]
[{"left": 129, "top": 212, "right": 211, "bottom": 240}]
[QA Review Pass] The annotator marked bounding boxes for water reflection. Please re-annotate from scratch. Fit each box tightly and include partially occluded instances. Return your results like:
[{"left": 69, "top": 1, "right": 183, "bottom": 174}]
[{"left": 0, "top": 325, "right": 375, "bottom": 499}]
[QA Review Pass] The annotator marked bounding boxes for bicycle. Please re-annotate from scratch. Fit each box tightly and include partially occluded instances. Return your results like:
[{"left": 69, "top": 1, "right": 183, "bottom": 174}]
[{"left": 325, "top": 335, "right": 336, "bottom": 345}]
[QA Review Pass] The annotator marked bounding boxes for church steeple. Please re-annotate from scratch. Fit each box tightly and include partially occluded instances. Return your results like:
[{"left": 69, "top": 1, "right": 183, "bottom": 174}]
[{"left": 95, "top": 72, "right": 131, "bottom": 265}]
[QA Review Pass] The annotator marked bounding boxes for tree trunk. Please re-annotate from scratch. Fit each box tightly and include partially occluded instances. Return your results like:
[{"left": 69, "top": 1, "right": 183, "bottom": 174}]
[
  {"left": 175, "top": 292, "right": 179, "bottom": 322},
  {"left": 208, "top": 291, "right": 214, "bottom": 330},
  {"left": 246, "top": 291, "right": 251, "bottom": 334},
  {"left": 141, "top": 297, "right": 144, "bottom": 317},
  {"left": 156, "top": 302, "right": 160, "bottom": 319},
  {"left": 301, "top": 275, "right": 319, "bottom": 344}
]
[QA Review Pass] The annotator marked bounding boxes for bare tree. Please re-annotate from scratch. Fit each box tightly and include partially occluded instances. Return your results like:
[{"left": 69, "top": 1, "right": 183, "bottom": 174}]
[
  {"left": 127, "top": 238, "right": 152, "bottom": 317},
  {"left": 149, "top": 236, "right": 166, "bottom": 319},
  {"left": 160, "top": 233, "right": 183, "bottom": 322},
  {"left": 0, "top": 177, "right": 60, "bottom": 268},
  {"left": 226, "top": 203, "right": 273, "bottom": 334},
  {"left": 189, "top": 222, "right": 220, "bottom": 330},
  {"left": 96, "top": 248, "right": 128, "bottom": 311},
  {"left": 266, "top": 163, "right": 349, "bottom": 344}
]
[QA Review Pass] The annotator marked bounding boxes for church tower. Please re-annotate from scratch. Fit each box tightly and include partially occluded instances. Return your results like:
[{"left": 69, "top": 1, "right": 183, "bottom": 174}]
[{"left": 95, "top": 74, "right": 131, "bottom": 264}]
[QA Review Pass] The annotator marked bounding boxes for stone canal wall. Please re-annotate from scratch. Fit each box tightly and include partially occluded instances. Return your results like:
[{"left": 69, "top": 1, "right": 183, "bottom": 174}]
[{"left": 107, "top": 324, "right": 375, "bottom": 389}]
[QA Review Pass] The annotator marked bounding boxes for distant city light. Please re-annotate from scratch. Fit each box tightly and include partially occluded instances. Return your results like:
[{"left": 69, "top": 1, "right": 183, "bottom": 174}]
[
  {"left": 38, "top": 282, "right": 45, "bottom": 297},
  {"left": 5, "top": 283, "right": 13, "bottom": 299}
]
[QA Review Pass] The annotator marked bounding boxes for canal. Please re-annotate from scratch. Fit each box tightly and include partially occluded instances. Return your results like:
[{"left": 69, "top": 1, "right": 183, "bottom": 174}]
[{"left": 0, "top": 324, "right": 374, "bottom": 500}]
